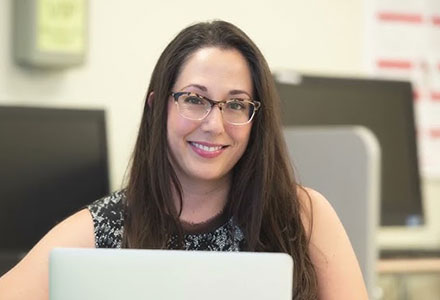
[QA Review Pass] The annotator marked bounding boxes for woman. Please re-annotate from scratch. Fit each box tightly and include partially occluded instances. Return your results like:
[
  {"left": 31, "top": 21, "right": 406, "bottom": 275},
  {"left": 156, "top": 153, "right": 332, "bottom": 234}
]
[{"left": 0, "top": 20, "right": 367, "bottom": 299}]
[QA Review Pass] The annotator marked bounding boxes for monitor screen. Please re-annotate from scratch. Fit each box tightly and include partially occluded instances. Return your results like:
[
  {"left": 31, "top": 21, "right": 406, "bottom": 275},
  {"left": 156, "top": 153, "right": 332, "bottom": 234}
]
[
  {"left": 276, "top": 76, "right": 423, "bottom": 227},
  {"left": 0, "top": 106, "right": 109, "bottom": 258}
]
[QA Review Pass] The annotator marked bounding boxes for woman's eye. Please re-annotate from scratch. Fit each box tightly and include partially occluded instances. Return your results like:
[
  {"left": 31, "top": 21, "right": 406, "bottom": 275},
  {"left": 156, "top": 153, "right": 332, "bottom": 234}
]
[
  {"left": 227, "top": 101, "right": 246, "bottom": 111},
  {"left": 184, "top": 96, "right": 204, "bottom": 105}
]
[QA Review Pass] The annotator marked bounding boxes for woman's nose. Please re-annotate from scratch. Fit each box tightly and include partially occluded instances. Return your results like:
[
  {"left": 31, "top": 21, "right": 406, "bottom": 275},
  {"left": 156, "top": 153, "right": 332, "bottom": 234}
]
[{"left": 200, "top": 105, "right": 226, "bottom": 134}]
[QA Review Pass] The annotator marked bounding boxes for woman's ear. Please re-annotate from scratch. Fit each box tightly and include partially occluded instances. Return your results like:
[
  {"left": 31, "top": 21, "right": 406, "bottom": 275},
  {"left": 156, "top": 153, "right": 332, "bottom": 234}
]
[{"left": 147, "top": 91, "right": 154, "bottom": 108}]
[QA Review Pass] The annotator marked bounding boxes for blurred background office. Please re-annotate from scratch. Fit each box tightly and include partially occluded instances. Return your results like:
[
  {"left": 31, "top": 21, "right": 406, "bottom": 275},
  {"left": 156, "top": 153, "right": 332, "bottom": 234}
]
[{"left": 1, "top": 0, "right": 440, "bottom": 299}]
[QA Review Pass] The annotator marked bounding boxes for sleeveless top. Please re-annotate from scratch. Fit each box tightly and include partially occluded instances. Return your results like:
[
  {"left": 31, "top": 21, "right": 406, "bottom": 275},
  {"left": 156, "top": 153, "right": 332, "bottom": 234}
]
[{"left": 87, "top": 190, "right": 245, "bottom": 251}]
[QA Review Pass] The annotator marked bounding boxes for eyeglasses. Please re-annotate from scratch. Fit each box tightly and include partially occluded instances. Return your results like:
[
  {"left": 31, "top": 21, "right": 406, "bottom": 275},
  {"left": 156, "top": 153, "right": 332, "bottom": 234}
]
[{"left": 170, "top": 92, "right": 261, "bottom": 125}]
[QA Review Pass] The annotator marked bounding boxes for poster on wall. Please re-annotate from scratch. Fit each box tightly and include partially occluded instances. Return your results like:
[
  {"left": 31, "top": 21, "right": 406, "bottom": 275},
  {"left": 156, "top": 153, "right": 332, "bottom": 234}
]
[{"left": 365, "top": 0, "right": 440, "bottom": 178}]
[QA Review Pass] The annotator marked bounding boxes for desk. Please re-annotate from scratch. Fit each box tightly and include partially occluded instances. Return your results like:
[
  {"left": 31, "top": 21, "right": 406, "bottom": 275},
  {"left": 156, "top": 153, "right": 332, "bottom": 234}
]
[
  {"left": 378, "top": 258, "right": 440, "bottom": 273},
  {"left": 377, "top": 258, "right": 440, "bottom": 300}
]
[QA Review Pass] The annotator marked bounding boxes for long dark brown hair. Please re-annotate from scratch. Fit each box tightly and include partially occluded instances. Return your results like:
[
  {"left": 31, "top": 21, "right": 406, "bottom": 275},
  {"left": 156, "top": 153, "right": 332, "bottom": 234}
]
[{"left": 123, "top": 20, "right": 318, "bottom": 299}]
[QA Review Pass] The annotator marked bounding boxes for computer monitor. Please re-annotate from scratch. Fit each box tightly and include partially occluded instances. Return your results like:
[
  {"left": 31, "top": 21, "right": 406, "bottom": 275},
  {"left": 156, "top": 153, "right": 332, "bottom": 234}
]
[
  {"left": 0, "top": 106, "right": 110, "bottom": 274},
  {"left": 276, "top": 75, "right": 423, "bottom": 227}
]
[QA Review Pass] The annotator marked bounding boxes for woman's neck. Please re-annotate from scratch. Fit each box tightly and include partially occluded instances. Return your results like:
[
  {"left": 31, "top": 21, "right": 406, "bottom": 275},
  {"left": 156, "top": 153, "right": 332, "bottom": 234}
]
[{"left": 173, "top": 175, "right": 231, "bottom": 224}]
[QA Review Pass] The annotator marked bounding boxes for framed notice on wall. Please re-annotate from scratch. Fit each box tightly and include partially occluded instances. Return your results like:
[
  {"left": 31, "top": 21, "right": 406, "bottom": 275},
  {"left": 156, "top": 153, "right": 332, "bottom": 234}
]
[
  {"left": 13, "top": 0, "right": 88, "bottom": 68},
  {"left": 365, "top": 0, "right": 440, "bottom": 178}
]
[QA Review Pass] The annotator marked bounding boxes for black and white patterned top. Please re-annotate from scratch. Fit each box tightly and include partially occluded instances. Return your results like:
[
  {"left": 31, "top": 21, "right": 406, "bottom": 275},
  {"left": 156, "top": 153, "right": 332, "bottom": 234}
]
[{"left": 87, "top": 190, "right": 245, "bottom": 251}]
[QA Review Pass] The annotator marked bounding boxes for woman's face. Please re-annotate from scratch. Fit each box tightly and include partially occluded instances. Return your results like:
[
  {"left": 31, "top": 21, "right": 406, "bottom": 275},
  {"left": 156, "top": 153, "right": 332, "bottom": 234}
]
[{"left": 167, "top": 47, "right": 254, "bottom": 184}]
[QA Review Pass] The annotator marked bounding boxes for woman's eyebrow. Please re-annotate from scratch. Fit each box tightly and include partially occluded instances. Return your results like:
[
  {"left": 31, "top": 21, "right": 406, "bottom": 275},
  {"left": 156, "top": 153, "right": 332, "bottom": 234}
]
[
  {"left": 181, "top": 84, "right": 207, "bottom": 92},
  {"left": 229, "top": 89, "right": 252, "bottom": 98},
  {"left": 181, "top": 84, "right": 251, "bottom": 98}
]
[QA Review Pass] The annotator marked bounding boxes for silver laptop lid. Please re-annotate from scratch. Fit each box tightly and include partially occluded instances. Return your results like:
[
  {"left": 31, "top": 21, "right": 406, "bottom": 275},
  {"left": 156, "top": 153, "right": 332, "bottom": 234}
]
[{"left": 50, "top": 248, "right": 293, "bottom": 300}]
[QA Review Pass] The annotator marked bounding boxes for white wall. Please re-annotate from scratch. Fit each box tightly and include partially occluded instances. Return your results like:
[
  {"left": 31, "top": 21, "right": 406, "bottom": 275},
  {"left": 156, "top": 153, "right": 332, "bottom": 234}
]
[{"left": 1, "top": 0, "right": 439, "bottom": 246}]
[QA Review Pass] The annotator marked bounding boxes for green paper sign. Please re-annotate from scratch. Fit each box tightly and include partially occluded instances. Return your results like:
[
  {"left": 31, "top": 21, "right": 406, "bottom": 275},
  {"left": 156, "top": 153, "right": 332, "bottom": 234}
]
[{"left": 37, "top": 0, "right": 85, "bottom": 54}]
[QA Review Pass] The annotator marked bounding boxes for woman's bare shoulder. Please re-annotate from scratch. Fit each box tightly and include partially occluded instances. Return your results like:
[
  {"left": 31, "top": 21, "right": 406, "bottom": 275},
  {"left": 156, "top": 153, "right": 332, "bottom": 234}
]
[
  {"left": 0, "top": 208, "right": 95, "bottom": 300},
  {"left": 296, "top": 186, "right": 368, "bottom": 299},
  {"left": 296, "top": 186, "right": 349, "bottom": 238},
  {"left": 296, "top": 186, "right": 327, "bottom": 235}
]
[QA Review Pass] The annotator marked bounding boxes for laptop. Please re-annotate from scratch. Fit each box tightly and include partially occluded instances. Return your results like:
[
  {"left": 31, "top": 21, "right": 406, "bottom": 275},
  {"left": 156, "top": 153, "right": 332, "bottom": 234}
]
[{"left": 49, "top": 248, "right": 293, "bottom": 300}]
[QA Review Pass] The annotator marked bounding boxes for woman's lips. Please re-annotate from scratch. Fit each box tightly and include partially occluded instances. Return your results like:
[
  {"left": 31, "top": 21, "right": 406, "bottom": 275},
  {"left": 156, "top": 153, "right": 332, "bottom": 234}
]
[{"left": 188, "top": 141, "right": 228, "bottom": 158}]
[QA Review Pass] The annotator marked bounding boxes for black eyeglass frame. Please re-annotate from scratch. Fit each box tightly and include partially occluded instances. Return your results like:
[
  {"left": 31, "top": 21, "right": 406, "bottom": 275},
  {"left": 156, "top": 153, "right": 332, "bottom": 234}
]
[{"left": 170, "top": 91, "right": 261, "bottom": 125}]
